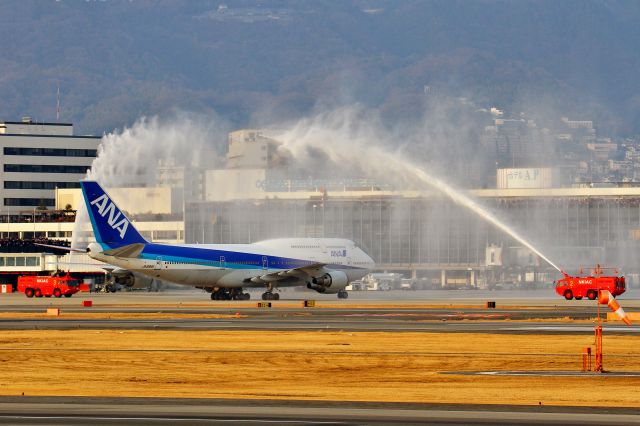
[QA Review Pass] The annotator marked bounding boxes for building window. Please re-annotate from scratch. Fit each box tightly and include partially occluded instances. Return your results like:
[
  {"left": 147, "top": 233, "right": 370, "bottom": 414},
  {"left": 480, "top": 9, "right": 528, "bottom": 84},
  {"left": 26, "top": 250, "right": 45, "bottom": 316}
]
[
  {"left": 4, "top": 164, "right": 88, "bottom": 174},
  {"left": 4, "top": 181, "right": 80, "bottom": 190},
  {"left": 4, "top": 198, "right": 56, "bottom": 207},
  {"left": 154, "top": 230, "right": 178, "bottom": 240},
  {"left": 4, "top": 147, "right": 97, "bottom": 157}
]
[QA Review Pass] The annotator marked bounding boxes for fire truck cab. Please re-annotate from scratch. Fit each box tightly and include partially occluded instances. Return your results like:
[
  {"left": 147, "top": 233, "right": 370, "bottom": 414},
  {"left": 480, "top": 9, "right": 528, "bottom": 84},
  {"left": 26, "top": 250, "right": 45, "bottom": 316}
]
[
  {"left": 17, "top": 273, "right": 82, "bottom": 298},
  {"left": 555, "top": 271, "right": 626, "bottom": 301}
]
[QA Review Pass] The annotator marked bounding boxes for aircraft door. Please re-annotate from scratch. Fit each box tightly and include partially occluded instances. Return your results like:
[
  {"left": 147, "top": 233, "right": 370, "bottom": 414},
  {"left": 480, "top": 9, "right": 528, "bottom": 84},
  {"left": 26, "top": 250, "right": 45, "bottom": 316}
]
[
  {"left": 262, "top": 256, "right": 268, "bottom": 270},
  {"left": 219, "top": 256, "right": 226, "bottom": 269},
  {"left": 154, "top": 257, "right": 163, "bottom": 270}
]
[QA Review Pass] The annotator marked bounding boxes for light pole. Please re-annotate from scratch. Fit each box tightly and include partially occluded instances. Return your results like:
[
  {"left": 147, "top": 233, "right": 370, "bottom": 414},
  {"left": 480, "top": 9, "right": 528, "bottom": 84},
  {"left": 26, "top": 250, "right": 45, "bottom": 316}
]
[
  {"left": 322, "top": 202, "right": 325, "bottom": 237},
  {"left": 312, "top": 204, "right": 317, "bottom": 238}
]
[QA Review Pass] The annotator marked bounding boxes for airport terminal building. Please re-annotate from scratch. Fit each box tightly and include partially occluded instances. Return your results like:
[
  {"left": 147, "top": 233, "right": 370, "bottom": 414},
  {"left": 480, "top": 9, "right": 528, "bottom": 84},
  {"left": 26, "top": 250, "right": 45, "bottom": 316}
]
[{"left": 184, "top": 186, "right": 640, "bottom": 288}]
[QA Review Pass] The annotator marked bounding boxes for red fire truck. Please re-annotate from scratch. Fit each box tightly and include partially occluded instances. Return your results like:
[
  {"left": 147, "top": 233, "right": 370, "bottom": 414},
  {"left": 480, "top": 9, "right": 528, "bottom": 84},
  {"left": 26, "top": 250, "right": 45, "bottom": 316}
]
[
  {"left": 17, "top": 273, "right": 82, "bottom": 298},
  {"left": 555, "top": 265, "right": 626, "bottom": 300}
]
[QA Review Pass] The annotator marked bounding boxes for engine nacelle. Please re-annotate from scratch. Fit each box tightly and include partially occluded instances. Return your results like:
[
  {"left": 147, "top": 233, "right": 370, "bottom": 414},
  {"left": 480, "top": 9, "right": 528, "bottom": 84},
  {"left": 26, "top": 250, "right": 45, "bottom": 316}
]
[
  {"left": 111, "top": 269, "right": 154, "bottom": 289},
  {"left": 308, "top": 271, "right": 349, "bottom": 294}
]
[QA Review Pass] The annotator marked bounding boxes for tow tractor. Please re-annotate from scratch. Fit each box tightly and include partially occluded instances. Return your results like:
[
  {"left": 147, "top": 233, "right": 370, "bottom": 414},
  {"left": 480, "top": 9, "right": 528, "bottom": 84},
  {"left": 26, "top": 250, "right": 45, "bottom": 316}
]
[{"left": 554, "top": 264, "right": 626, "bottom": 300}]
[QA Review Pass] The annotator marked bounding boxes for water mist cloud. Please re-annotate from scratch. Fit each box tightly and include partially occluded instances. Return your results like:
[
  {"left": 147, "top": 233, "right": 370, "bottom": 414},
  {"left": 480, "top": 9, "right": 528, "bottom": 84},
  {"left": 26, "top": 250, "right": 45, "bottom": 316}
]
[
  {"left": 72, "top": 111, "right": 230, "bottom": 249},
  {"left": 275, "top": 104, "right": 561, "bottom": 271}
]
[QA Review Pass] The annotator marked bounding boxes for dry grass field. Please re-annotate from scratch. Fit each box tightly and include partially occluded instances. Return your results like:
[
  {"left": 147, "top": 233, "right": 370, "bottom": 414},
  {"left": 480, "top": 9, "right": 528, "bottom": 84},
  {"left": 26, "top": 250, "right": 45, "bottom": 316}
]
[{"left": 0, "top": 329, "right": 638, "bottom": 407}]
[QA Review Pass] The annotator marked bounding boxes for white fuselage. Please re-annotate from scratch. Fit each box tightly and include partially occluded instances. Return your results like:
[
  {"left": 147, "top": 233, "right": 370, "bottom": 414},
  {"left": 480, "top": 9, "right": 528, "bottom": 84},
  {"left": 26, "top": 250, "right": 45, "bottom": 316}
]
[{"left": 89, "top": 238, "right": 374, "bottom": 289}]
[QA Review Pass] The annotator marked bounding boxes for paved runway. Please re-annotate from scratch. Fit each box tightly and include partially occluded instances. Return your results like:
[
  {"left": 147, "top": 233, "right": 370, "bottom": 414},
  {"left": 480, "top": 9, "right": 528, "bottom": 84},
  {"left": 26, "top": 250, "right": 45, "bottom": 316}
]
[
  {"left": 0, "top": 289, "right": 638, "bottom": 333},
  {"left": 1, "top": 316, "right": 639, "bottom": 334},
  {"left": 0, "top": 397, "right": 638, "bottom": 425}
]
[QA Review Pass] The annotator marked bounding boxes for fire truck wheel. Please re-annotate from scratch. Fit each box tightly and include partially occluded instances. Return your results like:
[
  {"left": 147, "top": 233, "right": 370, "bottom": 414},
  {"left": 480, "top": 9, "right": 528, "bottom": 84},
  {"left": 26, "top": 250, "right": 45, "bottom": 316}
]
[
  {"left": 35, "top": 289, "right": 43, "bottom": 298},
  {"left": 25, "top": 288, "right": 34, "bottom": 298},
  {"left": 64, "top": 294, "right": 72, "bottom": 298},
  {"left": 53, "top": 289, "right": 62, "bottom": 298},
  {"left": 587, "top": 290, "right": 597, "bottom": 300},
  {"left": 563, "top": 290, "right": 573, "bottom": 300}
]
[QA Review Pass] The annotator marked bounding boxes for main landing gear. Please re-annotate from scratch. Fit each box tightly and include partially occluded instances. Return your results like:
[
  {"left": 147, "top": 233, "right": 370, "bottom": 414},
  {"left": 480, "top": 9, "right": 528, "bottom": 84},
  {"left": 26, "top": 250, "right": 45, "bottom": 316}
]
[
  {"left": 210, "top": 288, "right": 250, "bottom": 301},
  {"left": 261, "top": 291, "right": 279, "bottom": 301},
  {"left": 337, "top": 290, "right": 349, "bottom": 299}
]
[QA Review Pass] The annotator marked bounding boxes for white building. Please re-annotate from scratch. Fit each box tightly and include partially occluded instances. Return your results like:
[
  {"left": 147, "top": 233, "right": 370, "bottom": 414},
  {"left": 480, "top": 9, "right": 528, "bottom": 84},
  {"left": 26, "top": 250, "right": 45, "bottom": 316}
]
[
  {"left": 226, "top": 129, "right": 283, "bottom": 169},
  {"left": 0, "top": 117, "right": 100, "bottom": 211}
]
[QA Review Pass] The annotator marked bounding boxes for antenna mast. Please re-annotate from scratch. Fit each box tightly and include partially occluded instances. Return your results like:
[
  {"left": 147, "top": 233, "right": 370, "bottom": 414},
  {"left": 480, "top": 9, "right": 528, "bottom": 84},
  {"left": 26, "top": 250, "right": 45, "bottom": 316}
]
[{"left": 56, "top": 84, "right": 60, "bottom": 121}]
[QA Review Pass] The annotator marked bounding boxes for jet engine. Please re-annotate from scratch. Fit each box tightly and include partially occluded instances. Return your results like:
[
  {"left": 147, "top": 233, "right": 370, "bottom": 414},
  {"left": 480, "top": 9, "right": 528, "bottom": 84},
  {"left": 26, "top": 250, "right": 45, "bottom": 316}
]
[
  {"left": 111, "top": 269, "right": 154, "bottom": 289},
  {"left": 307, "top": 271, "right": 349, "bottom": 294}
]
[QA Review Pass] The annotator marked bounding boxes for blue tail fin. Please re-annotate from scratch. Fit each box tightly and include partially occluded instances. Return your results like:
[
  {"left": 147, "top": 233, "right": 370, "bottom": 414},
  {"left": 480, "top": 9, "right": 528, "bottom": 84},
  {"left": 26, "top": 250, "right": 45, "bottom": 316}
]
[{"left": 80, "top": 181, "right": 147, "bottom": 248}]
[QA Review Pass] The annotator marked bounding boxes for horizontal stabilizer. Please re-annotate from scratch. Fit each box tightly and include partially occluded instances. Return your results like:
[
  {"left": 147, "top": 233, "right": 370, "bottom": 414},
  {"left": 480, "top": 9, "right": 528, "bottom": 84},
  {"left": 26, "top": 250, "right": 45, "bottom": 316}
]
[
  {"left": 102, "top": 243, "right": 146, "bottom": 258},
  {"left": 34, "top": 243, "right": 87, "bottom": 253}
]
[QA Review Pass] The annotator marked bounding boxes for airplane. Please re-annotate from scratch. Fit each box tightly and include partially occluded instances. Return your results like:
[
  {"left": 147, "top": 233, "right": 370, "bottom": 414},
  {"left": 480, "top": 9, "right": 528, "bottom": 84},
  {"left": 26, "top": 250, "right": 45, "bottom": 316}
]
[{"left": 77, "top": 181, "right": 375, "bottom": 300}]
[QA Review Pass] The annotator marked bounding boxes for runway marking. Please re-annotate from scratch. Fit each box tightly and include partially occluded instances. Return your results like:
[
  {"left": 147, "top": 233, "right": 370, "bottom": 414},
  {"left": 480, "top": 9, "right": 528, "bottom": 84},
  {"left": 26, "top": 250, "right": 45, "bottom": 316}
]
[
  {"left": 468, "top": 371, "right": 640, "bottom": 377},
  {"left": 1, "top": 415, "right": 342, "bottom": 424},
  {"left": 508, "top": 326, "right": 640, "bottom": 333},
  {"left": 340, "top": 313, "right": 510, "bottom": 319},
  {"left": 1, "top": 347, "right": 638, "bottom": 359}
]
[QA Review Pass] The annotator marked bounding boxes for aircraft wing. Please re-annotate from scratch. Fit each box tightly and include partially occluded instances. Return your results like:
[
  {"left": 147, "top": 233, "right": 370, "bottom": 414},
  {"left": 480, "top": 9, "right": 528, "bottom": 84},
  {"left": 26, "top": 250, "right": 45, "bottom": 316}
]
[{"left": 245, "top": 262, "right": 326, "bottom": 285}]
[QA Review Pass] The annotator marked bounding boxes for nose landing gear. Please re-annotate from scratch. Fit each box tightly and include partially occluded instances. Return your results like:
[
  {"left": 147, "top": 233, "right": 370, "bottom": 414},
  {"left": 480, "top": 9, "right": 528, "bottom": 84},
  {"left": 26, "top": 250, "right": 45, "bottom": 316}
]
[
  {"left": 261, "top": 283, "right": 279, "bottom": 300},
  {"left": 210, "top": 288, "right": 250, "bottom": 300}
]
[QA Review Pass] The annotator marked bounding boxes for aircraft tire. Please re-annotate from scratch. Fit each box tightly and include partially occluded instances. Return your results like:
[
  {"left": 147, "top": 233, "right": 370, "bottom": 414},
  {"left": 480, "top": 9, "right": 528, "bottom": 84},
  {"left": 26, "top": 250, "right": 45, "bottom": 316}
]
[{"left": 338, "top": 290, "right": 348, "bottom": 299}]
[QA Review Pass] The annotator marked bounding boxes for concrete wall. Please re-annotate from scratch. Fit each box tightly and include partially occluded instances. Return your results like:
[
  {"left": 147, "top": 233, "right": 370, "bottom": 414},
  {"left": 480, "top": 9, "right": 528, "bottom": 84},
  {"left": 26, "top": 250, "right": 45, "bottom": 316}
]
[
  {"left": 205, "top": 169, "right": 267, "bottom": 201},
  {"left": 56, "top": 186, "right": 183, "bottom": 216}
]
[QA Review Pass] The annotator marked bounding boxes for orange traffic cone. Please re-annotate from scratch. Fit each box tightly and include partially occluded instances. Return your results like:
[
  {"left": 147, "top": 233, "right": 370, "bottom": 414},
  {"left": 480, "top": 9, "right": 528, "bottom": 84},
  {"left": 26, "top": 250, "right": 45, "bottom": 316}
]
[{"left": 598, "top": 290, "right": 632, "bottom": 326}]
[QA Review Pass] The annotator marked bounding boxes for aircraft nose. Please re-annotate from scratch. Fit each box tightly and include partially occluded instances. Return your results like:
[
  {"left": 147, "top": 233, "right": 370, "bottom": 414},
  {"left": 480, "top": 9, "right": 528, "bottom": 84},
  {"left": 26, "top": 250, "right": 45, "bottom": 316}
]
[{"left": 363, "top": 251, "right": 375, "bottom": 268}]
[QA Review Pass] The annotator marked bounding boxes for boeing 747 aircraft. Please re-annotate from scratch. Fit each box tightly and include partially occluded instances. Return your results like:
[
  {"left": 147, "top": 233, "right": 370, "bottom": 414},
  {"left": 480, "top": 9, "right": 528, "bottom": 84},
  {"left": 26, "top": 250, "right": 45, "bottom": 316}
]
[{"left": 79, "top": 181, "right": 374, "bottom": 300}]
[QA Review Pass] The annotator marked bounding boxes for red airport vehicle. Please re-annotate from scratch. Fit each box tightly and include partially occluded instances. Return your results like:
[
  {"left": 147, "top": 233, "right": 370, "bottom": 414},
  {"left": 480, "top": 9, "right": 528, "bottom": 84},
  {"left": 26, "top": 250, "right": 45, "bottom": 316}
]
[
  {"left": 17, "top": 272, "right": 82, "bottom": 298},
  {"left": 555, "top": 265, "right": 626, "bottom": 301}
]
